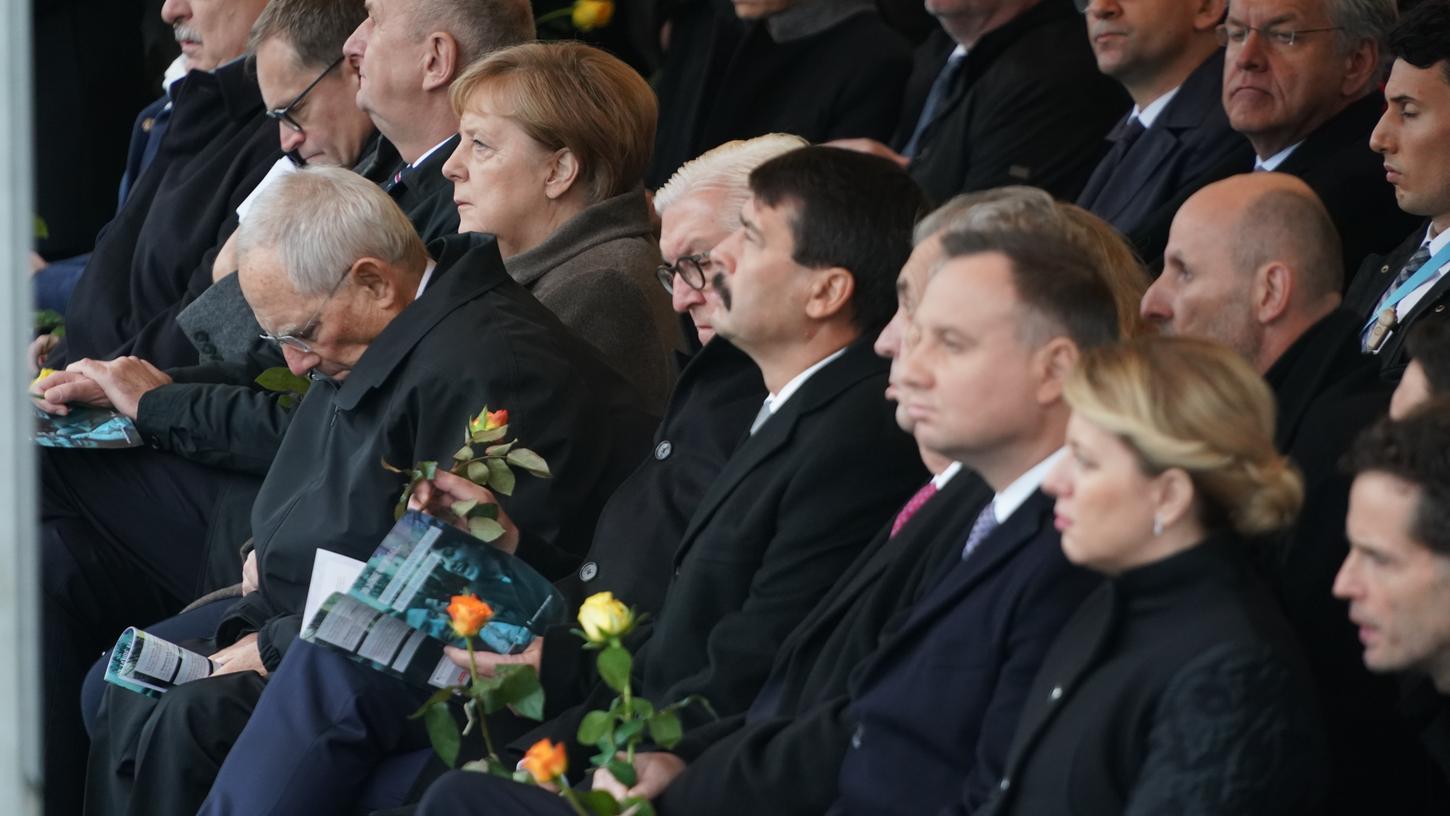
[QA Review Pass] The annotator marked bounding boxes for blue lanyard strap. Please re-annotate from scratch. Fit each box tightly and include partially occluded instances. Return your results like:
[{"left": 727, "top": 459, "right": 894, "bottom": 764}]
[{"left": 1361, "top": 239, "right": 1450, "bottom": 337}]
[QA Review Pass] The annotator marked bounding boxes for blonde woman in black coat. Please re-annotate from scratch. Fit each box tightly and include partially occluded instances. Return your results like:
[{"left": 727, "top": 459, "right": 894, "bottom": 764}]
[{"left": 981, "top": 336, "right": 1327, "bottom": 816}]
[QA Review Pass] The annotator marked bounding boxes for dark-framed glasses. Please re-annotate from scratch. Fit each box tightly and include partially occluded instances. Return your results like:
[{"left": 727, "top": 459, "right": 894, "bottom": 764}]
[
  {"left": 1215, "top": 21, "right": 1343, "bottom": 48},
  {"left": 258, "top": 268, "right": 350, "bottom": 353},
  {"left": 656, "top": 253, "right": 712, "bottom": 294},
  {"left": 265, "top": 54, "right": 345, "bottom": 134}
]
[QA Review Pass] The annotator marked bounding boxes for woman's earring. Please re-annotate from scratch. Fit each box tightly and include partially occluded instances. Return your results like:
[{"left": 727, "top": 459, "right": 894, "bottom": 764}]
[{"left": 1152, "top": 516, "right": 1164, "bottom": 537}]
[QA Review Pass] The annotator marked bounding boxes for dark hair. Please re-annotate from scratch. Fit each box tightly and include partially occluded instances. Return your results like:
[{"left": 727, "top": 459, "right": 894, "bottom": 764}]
[
  {"left": 1388, "top": 0, "right": 1450, "bottom": 85},
  {"left": 748, "top": 146, "right": 928, "bottom": 332},
  {"left": 1406, "top": 319, "right": 1450, "bottom": 393},
  {"left": 1345, "top": 402, "right": 1450, "bottom": 555},
  {"left": 249, "top": 0, "right": 367, "bottom": 68},
  {"left": 937, "top": 229, "right": 1121, "bottom": 351}
]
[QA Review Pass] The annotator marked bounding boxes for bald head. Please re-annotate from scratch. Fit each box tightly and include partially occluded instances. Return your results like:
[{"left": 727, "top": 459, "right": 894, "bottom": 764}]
[{"left": 1142, "top": 173, "right": 1344, "bottom": 372}]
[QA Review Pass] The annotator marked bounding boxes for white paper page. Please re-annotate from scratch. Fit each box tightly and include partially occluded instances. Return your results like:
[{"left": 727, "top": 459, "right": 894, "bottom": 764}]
[
  {"left": 235, "top": 156, "right": 299, "bottom": 222},
  {"left": 302, "top": 549, "right": 367, "bottom": 630}
]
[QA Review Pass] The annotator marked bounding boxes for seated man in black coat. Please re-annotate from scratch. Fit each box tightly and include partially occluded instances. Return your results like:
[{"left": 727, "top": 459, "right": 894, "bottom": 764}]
[
  {"left": 1335, "top": 408, "right": 1450, "bottom": 813},
  {"left": 1213, "top": 0, "right": 1415, "bottom": 274},
  {"left": 1142, "top": 172, "right": 1427, "bottom": 814},
  {"left": 1075, "top": 0, "right": 1252, "bottom": 263},
  {"left": 1346, "top": 1, "right": 1450, "bottom": 374},
  {"left": 832, "top": 0, "right": 1128, "bottom": 204},
  {"left": 81, "top": 166, "right": 656, "bottom": 816}
]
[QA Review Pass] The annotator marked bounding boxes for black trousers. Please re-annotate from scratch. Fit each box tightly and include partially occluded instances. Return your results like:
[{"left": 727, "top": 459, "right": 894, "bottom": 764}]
[
  {"left": 41, "top": 446, "right": 256, "bottom": 816},
  {"left": 417, "top": 770, "right": 577, "bottom": 816}
]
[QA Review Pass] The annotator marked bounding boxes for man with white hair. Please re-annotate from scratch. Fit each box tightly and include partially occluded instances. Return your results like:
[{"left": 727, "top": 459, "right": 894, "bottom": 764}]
[{"left": 82, "top": 166, "right": 655, "bottom": 816}]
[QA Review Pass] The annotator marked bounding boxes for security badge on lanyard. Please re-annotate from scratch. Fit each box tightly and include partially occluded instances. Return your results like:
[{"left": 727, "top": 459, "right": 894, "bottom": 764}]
[{"left": 1363, "top": 240, "right": 1450, "bottom": 353}]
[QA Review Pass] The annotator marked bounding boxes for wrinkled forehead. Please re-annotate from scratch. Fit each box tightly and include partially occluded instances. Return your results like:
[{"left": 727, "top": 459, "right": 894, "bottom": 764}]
[
  {"left": 1227, "top": 0, "right": 1328, "bottom": 25},
  {"left": 661, "top": 192, "right": 733, "bottom": 261}
]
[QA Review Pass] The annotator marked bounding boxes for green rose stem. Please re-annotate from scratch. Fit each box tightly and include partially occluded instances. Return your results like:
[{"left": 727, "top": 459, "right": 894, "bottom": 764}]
[
  {"left": 463, "top": 637, "right": 501, "bottom": 766},
  {"left": 556, "top": 778, "right": 590, "bottom": 816}
]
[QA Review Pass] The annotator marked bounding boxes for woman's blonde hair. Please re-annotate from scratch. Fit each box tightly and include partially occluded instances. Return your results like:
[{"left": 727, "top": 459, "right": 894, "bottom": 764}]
[
  {"left": 1064, "top": 336, "right": 1303, "bottom": 536},
  {"left": 449, "top": 41, "right": 657, "bottom": 203}
]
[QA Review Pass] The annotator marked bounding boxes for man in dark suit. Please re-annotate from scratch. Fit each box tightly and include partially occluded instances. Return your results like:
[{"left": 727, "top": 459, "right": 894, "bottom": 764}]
[
  {"left": 82, "top": 166, "right": 655, "bottom": 816},
  {"left": 1075, "top": 0, "right": 1252, "bottom": 263},
  {"left": 1143, "top": 172, "right": 1428, "bottom": 814},
  {"left": 833, "top": 0, "right": 1128, "bottom": 205},
  {"left": 1215, "top": 0, "right": 1415, "bottom": 275},
  {"left": 1346, "top": 1, "right": 1450, "bottom": 375},
  {"left": 1335, "top": 409, "right": 1450, "bottom": 812}
]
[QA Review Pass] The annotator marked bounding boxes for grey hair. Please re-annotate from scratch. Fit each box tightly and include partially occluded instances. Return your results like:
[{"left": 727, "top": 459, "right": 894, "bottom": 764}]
[
  {"left": 1324, "top": 0, "right": 1396, "bottom": 54},
  {"left": 235, "top": 165, "right": 428, "bottom": 295},
  {"left": 654, "top": 133, "right": 808, "bottom": 233},
  {"left": 914, "top": 186, "right": 1061, "bottom": 245},
  {"left": 408, "top": 0, "right": 534, "bottom": 68}
]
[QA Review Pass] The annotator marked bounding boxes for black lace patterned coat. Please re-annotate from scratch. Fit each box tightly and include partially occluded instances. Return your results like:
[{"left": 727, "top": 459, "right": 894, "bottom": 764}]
[{"left": 977, "top": 535, "right": 1327, "bottom": 816}]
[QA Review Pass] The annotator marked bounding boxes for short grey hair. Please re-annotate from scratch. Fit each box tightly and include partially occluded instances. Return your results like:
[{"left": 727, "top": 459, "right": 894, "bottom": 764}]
[
  {"left": 408, "top": 0, "right": 535, "bottom": 67},
  {"left": 1324, "top": 0, "right": 1396, "bottom": 53},
  {"left": 654, "top": 133, "right": 808, "bottom": 233},
  {"left": 914, "top": 186, "right": 1060, "bottom": 245},
  {"left": 236, "top": 165, "right": 428, "bottom": 295}
]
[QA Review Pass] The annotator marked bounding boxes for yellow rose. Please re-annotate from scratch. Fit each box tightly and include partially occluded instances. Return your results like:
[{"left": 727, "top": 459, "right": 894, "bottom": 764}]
[
  {"left": 577, "top": 591, "right": 633, "bottom": 643},
  {"left": 446, "top": 594, "right": 494, "bottom": 638},
  {"left": 572, "top": 0, "right": 614, "bottom": 31},
  {"left": 33, "top": 368, "right": 56, "bottom": 386},
  {"left": 520, "top": 738, "right": 568, "bottom": 784}
]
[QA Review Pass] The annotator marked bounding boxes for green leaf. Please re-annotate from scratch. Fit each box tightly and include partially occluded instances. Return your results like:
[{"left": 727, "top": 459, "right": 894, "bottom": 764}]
[
  {"left": 466, "top": 460, "right": 490, "bottom": 485},
  {"left": 450, "top": 499, "right": 478, "bottom": 517},
  {"left": 468, "top": 516, "right": 505, "bottom": 542},
  {"left": 453, "top": 445, "right": 474, "bottom": 462},
  {"left": 647, "top": 711, "right": 683, "bottom": 748},
  {"left": 596, "top": 646, "right": 631, "bottom": 694},
  {"left": 614, "top": 719, "right": 645, "bottom": 745},
  {"left": 254, "top": 367, "right": 311, "bottom": 396},
  {"left": 631, "top": 699, "right": 655, "bottom": 719},
  {"left": 492, "top": 664, "right": 542, "bottom": 706},
  {"left": 420, "top": 461, "right": 439, "bottom": 480},
  {"left": 34, "top": 215, "right": 48, "bottom": 240},
  {"left": 277, "top": 395, "right": 297, "bottom": 411},
  {"left": 486, "top": 459, "right": 516, "bottom": 496},
  {"left": 506, "top": 448, "right": 551, "bottom": 478},
  {"left": 484, "top": 442, "right": 516, "bottom": 457},
  {"left": 576, "top": 790, "right": 623, "bottom": 816},
  {"left": 35, "top": 309, "right": 64, "bottom": 333},
  {"left": 408, "top": 687, "right": 457, "bottom": 718},
  {"left": 510, "top": 681, "right": 545, "bottom": 721},
  {"left": 421, "top": 704, "right": 460, "bottom": 768},
  {"left": 605, "top": 758, "right": 637, "bottom": 788},
  {"left": 469, "top": 426, "right": 508, "bottom": 445},
  {"left": 472, "top": 503, "right": 499, "bottom": 520},
  {"left": 578, "top": 710, "right": 613, "bottom": 745},
  {"left": 621, "top": 798, "right": 656, "bottom": 816}
]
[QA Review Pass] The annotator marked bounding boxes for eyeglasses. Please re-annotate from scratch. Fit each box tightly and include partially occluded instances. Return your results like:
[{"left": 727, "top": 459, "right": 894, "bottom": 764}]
[
  {"left": 265, "top": 55, "right": 344, "bottom": 134},
  {"left": 1215, "top": 22, "right": 1343, "bottom": 48},
  {"left": 656, "top": 254, "right": 712, "bottom": 294},
  {"left": 258, "top": 268, "right": 350, "bottom": 353}
]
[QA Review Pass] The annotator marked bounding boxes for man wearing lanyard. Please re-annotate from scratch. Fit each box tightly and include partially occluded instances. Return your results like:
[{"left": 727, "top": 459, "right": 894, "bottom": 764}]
[{"left": 1348, "top": 0, "right": 1450, "bottom": 374}]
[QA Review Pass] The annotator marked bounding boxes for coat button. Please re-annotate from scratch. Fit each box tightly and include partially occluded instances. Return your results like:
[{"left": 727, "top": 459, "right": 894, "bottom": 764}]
[
  {"left": 1049, "top": 685, "right": 1063, "bottom": 701},
  {"left": 1437, "top": 304, "right": 1446, "bottom": 313},
  {"left": 578, "top": 561, "right": 598, "bottom": 582},
  {"left": 1381, "top": 264, "right": 1391, "bottom": 274},
  {"left": 654, "top": 441, "right": 672, "bottom": 461},
  {"left": 850, "top": 724, "right": 864, "bottom": 749},
  {"left": 999, "top": 778, "right": 1011, "bottom": 792}
]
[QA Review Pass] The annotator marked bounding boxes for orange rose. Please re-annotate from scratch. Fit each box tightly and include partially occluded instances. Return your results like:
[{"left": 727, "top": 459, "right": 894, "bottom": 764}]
[
  {"left": 521, "top": 738, "right": 568, "bottom": 784},
  {"left": 572, "top": 0, "right": 614, "bottom": 31},
  {"left": 485, "top": 409, "right": 508, "bottom": 430},
  {"left": 446, "top": 594, "right": 494, "bottom": 638}
]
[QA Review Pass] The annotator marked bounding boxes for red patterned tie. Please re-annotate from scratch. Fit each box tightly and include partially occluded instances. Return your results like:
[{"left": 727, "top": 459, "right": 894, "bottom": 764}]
[{"left": 890, "top": 481, "right": 939, "bottom": 538}]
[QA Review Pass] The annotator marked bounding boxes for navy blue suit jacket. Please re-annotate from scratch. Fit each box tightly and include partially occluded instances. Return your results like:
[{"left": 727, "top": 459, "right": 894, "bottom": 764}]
[{"left": 830, "top": 490, "right": 1100, "bottom": 816}]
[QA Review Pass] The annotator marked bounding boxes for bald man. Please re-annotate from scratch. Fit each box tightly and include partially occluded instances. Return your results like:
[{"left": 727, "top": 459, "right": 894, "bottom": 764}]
[{"left": 1143, "top": 172, "right": 1426, "bottom": 813}]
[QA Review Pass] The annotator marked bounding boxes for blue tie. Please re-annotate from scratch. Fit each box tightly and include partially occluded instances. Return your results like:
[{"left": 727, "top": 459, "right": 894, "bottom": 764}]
[
  {"left": 962, "top": 500, "right": 999, "bottom": 560},
  {"left": 901, "top": 52, "right": 965, "bottom": 160}
]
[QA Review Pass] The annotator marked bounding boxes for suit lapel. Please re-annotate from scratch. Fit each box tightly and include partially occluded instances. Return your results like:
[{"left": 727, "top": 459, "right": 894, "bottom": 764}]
[
  {"left": 671, "top": 339, "right": 886, "bottom": 565},
  {"left": 1093, "top": 127, "right": 1179, "bottom": 224},
  {"left": 1383, "top": 268, "right": 1450, "bottom": 363}
]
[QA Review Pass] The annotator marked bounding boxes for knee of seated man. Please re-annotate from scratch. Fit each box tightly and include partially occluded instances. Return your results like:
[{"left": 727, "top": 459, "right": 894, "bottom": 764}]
[{"left": 146, "top": 673, "right": 269, "bottom": 746}]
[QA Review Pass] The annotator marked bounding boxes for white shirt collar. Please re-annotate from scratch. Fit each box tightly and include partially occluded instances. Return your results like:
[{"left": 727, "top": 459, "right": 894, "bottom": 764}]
[
  {"left": 1131, "top": 85, "right": 1180, "bottom": 130},
  {"left": 416, "top": 260, "right": 437, "bottom": 299},
  {"left": 411, "top": 137, "right": 453, "bottom": 170},
  {"left": 1254, "top": 141, "right": 1302, "bottom": 172},
  {"left": 763, "top": 347, "right": 847, "bottom": 418},
  {"left": 162, "top": 55, "right": 188, "bottom": 95},
  {"left": 1424, "top": 222, "right": 1450, "bottom": 257},
  {"left": 992, "top": 448, "right": 1066, "bottom": 524},
  {"left": 931, "top": 460, "right": 963, "bottom": 490}
]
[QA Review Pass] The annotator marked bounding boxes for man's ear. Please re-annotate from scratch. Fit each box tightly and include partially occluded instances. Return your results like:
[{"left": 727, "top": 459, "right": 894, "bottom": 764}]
[
  {"left": 350, "top": 257, "right": 410, "bottom": 309},
  {"left": 1340, "top": 39, "right": 1379, "bottom": 97},
  {"left": 1193, "top": 0, "right": 1226, "bottom": 31},
  {"left": 803, "top": 267, "right": 856, "bottom": 322},
  {"left": 420, "top": 31, "right": 461, "bottom": 92},
  {"left": 544, "top": 148, "right": 582, "bottom": 201},
  {"left": 1034, "top": 336, "right": 1080, "bottom": 405},
  {"left": 1255, "top": 262, "right": 1293, "bottom": 324}
]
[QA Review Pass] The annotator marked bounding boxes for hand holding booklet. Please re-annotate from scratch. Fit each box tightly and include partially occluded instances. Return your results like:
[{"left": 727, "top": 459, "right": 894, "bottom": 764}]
[{"left": 104, "top": 509, "right": 566, "bottom": 697}]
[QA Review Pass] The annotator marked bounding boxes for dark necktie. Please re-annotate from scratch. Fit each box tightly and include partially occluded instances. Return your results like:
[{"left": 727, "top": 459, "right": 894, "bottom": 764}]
[
  {"left": 901, "top": 52, "right": 966, "bottom": 160},
  {"left": 890, "top": 481, "right": 939, "bottom": 538},
  {"left": 1100, "top": 115, "right": 1146, "bottom": 174}
]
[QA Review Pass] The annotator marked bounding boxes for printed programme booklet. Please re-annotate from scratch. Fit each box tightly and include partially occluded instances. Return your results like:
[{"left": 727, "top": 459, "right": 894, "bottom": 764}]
[
  {"left": 301, "top": 509, "right": 567, "bottom": 689},
  {"left": 102, "top": 510, "right": 566, "bottom": 698},
  {"left": 35, "top": 406, "right": 142, "bottom": 449}
]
